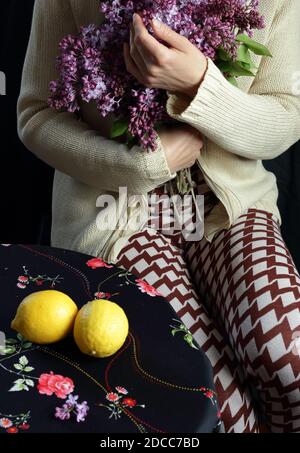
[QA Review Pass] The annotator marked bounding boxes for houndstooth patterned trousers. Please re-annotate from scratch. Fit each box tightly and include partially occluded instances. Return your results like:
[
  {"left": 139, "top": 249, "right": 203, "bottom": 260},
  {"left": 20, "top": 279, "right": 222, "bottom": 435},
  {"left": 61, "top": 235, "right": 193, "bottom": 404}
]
[{"left": 115, "top": 169, "right": 300, "bottom": 433}]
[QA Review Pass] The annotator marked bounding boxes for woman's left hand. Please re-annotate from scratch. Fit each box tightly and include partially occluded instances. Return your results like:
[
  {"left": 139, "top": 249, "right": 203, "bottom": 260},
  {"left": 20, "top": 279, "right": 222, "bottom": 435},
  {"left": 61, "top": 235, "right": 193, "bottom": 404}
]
[{"left": 123, "top": 13, "right": 208, "bottom": 99}]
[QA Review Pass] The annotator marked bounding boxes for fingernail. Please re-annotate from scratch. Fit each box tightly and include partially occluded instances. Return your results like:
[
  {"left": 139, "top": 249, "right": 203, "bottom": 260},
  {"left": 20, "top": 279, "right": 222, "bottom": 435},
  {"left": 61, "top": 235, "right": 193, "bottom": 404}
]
[{"left": 133, "top": 13, "right": 138, "bottom": 24}]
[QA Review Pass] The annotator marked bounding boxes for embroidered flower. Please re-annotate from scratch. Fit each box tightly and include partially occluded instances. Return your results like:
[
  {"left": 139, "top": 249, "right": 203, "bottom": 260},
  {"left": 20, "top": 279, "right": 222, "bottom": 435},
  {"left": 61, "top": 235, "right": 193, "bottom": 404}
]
[
  {"left": 94, "top": 291, "right": 112, "bottom": 299},
  {"left": 135, "top": 279, "right": 161, "bottom": 297},
  {"left": 204, "top": 391, "right": 214, "bottom": 399},
  {"left": 19, "top": 423, "right": 30, "bottom": 430},
  {"left": 122, "top": 398, "right": 137, "bottom": 408},
  {"left": 17, "top": 283, "right": 27, "bottom": 289},
  {"left": 37, "top": 372, "right": 74, "bottom": 399},
  {"left": 18, "top": 276, "right": 29, "bottom": 283},
  {"left": 35, "top": 280, "right": 43, "bottom": 286},
  {"left": 55, "top": 394, "right": 89, "bottom": 423},
  {"left": 100, "top": 390, "right": 145, "bottom": 419},
  {"left": 106, "top": 392, "right": 120, "bottom": 403},
  {"left": 55, "top": 405, "right": 71, "bottom": 421},
  {"left": 6, "top": 426, "right": 18, "bottom": 433},
  {"left": 75, "top": 401, "right": 89, "bottom": 422},
  {"left": 86, "top": 258, "right": 113, "bottom": 269},
  {"left": 116, "top": 386, "right": 128, "bottom": 395},
  {"left": 0, "top": 418, "right": 13, "bottom": 428}
]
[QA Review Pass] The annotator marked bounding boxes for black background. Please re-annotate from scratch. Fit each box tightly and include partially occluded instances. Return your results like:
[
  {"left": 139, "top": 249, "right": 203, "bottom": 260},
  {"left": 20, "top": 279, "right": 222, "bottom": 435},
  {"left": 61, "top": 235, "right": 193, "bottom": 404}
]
[{"left": 0, "top": 0, "right": 299, "bottom": 269}]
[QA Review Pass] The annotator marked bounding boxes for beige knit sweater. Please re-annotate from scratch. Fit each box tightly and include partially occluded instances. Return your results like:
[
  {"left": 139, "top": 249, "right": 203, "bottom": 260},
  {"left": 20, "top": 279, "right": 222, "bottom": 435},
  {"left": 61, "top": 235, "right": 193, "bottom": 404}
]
[{"left": 17, "top": 0, "right": 300, "bottom": 263}]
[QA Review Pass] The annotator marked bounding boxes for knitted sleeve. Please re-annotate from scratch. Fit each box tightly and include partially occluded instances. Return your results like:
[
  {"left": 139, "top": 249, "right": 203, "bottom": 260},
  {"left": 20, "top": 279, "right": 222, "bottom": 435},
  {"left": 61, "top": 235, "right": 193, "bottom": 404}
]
[
  {"left": 165, "top": 0, "right": 300, "bottom": 160},
  {"left": 17, "top": 0, "right": 175, "bottom": 194}
]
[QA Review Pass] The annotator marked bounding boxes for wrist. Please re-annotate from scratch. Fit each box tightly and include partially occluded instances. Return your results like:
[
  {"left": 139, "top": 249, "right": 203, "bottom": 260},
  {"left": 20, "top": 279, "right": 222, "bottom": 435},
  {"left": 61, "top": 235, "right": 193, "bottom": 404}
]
[{"left": 181, "top": 58, "right": 208, "bottom": 99}]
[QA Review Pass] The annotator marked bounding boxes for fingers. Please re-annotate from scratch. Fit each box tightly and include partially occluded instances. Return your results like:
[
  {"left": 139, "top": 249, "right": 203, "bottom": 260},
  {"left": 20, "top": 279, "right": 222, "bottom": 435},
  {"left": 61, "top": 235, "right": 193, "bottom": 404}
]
[
  {"left": 123, "top": 42, "right": 144, "bottom": 84},
  {"left": 132, "top": 13, "right": 166, "bottom": 65},
  {"left": 129, "top": 24, "right": 149, "bottom": 74},
  {"left": 151, "top": 18, "right": 189, "bottom": 52}
]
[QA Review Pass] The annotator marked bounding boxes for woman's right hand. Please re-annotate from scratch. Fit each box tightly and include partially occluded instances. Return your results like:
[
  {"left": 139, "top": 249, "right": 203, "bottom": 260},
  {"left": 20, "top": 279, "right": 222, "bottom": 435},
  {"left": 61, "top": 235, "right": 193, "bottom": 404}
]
[{"left": 157, "top": 124, "right": 204, "bottom": 174}]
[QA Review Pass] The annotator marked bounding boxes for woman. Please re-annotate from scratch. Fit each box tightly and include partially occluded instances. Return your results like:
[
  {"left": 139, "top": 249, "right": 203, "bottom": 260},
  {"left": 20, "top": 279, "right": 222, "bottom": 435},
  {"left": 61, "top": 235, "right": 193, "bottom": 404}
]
[{"left": 17, "top": 0, "right": 300, "bottom": 432}]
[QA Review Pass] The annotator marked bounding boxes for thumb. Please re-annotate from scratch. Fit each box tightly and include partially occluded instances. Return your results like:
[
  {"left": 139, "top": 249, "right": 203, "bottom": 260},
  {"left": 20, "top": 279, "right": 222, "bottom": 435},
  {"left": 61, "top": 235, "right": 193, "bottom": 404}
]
[{"left": 151, "top": 19, "right": 188, "bottom": 51}]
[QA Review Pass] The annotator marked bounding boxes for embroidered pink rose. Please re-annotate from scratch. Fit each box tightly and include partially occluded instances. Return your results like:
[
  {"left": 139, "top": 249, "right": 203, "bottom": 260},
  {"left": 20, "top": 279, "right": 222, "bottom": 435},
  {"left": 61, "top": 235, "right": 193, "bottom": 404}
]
[
  {"left": 86, "top": 258, "right": 113, "bottom": 269},
  {"left": 37, "top": 372, "right": 74, "bottom": 399},
  {"left": 135, "top": 279, "right": 161, "bottom": 297}
]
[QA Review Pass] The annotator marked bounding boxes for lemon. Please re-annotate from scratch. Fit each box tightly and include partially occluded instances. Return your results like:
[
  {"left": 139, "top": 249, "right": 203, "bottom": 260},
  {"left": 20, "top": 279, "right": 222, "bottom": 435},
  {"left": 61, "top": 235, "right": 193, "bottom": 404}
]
[
  {"left": 73, "top": 299, "right": 129, "bottom": 358},
  {"left": 11, "top": 290, "right": 78, "bottom": 344}
]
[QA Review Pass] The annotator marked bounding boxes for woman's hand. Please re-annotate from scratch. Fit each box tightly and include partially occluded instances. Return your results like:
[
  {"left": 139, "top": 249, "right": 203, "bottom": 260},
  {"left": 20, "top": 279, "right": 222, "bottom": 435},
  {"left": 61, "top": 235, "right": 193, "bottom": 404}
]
[
  {"left": 157, "top": 124, "right": 204, "bottom": 174},
  {"left": 123, "top": 14, "right": 208, "bottom": 99}
]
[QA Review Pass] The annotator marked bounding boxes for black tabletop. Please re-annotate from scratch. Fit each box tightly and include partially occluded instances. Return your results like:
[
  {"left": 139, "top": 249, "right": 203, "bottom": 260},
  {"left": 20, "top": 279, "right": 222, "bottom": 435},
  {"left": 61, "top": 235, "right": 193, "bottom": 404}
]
[{"left": 0, "top": 244, "right": 221, "bottom": 434}]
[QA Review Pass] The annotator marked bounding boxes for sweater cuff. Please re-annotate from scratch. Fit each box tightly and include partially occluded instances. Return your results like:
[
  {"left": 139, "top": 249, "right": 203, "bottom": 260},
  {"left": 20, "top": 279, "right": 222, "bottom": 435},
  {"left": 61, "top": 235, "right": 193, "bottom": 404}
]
[
  {"left": 165, "top": 57, "right": 241, "bottom": 127},
  {"left": 143, "top": 134, "right": 177, "bottom": 183}
]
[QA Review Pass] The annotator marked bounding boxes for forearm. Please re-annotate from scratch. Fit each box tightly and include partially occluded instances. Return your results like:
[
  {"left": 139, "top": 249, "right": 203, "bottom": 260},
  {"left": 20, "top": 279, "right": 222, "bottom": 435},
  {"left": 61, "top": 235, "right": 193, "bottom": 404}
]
[
  {"left": 17, "top": 102, "right": 174, "bottom": 193},
  {"left": 17, "top": 0, "right": 174, "bottom": 194},
  {"left": 166, "top": 59, "right": 300, "bottom": 160},
  {"left": 166, "top": 1, "right": 300, "bottom": 160}
]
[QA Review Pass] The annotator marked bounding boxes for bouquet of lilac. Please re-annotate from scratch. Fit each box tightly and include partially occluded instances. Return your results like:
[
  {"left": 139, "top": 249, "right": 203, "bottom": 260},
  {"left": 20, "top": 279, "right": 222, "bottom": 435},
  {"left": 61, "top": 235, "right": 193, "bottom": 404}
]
[{"left": 49, "top": 0, "right": 271, "bottom": 193}]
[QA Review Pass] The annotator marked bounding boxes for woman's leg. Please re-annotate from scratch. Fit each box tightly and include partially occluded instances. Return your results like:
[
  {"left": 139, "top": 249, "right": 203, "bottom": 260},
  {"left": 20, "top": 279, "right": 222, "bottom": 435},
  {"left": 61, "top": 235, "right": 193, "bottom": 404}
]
[
  {"left": 115, "top": 227, "right": 260, "bottom": 433},
  {"left": 186, "top": 208, "right": 300, "bottom": 432}
]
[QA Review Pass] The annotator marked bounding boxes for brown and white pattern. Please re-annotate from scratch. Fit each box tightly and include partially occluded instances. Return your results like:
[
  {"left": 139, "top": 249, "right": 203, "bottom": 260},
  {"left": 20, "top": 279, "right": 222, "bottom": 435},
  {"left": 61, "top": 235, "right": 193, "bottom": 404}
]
[{"left": 115, "top": 168, "right": 300, "bottom": 433}]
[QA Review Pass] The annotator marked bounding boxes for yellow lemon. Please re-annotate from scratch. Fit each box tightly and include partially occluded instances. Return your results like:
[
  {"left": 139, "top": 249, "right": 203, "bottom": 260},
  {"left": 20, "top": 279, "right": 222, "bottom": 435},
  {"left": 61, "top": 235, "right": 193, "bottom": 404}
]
[
  {"left": 73, "top": 299, "right": 129, "bottom": 358},
  {"left": 11, "top": 290, "right": 78, "bottom": 344}
]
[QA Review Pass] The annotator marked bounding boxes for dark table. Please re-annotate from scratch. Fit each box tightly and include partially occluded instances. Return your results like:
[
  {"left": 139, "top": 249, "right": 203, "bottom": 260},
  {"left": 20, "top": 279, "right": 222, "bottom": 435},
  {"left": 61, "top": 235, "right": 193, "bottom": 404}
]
[{"left": 0, "top": 244, "right": 221, "bottom": 434}]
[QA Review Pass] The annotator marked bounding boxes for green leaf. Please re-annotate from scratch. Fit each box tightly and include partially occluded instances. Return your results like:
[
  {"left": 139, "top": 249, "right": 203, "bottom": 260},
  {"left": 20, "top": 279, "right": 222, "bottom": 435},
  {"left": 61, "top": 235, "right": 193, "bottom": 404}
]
[
  {"left": 24, "top": 366, "right": 34, "bottom": 373},
  {"left": 14, "top": 363, "right": 23, "bottom": 370},
  {"left": 125, "top": 130, "right": 136, "bottom": 148},
  {"left": 216, "top": 48, "right": 231, "bottom": 62},
  {"left": 22, "top": 342, "right": 33, "bottom": 349},
  {"left": 17, "top": 333, "right": 24, "bottom": 342},
  {"left": 25, "top": 379, "right": 34, "bottom": 387},
  {"left": 218, "top": 60, "right": 256, "bottom": 77},
  {"left": 236, "top": 34, "right": 272, "bottom": 57},
  {"left": 110, "top": 118, "right": 129, "bottom": 139},
  {"left": 19, "top": 356, "right": 29, "bottom": 366},
  {"left": 184, "top": 334, "right": 193, "bottom": 343},
  {"left": 0, "top": 346, "right": 16, "bottom": 355},
  {"left": 226, "top": 76, "right": 238, "bottom": 87},
  {"left": 237, "top": 44, "right": 253, "bottom": 65},
  {"left": 5, "top": 338, "right": 18, "bottom": 344},
  {"left": 9, "top": 384, "right": 25, "bottom": 392},
  {"left": 14, "top": 378, "right": 26, "bottom": 385}
]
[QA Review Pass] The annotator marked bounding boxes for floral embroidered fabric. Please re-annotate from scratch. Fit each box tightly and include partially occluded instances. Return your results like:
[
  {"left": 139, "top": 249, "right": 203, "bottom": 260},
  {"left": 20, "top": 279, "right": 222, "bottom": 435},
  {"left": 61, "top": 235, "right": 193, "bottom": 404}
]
[{"left": 0, "top": 244, "right": 220, "bottom": 433}]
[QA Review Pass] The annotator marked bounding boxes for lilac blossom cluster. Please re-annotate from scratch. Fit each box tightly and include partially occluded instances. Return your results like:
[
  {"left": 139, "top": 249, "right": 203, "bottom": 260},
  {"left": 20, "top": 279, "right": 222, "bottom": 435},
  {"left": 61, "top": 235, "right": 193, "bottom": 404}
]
[
  {"left": 49, "top": 0, "right": 264, "bottom": 151},
  {"left": 55, "top": 394, "right": 89, "bottom": 423}
]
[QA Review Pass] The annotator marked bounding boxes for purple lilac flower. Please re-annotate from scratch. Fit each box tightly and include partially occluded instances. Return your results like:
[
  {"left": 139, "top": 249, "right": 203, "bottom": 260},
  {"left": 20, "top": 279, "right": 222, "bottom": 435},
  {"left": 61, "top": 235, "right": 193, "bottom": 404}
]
[
  {"left": 55, "top": 394, "right": 89, "bottom": 423},
  {"left": 49, "top": 0, "right": 265, "bottom": 151}
]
